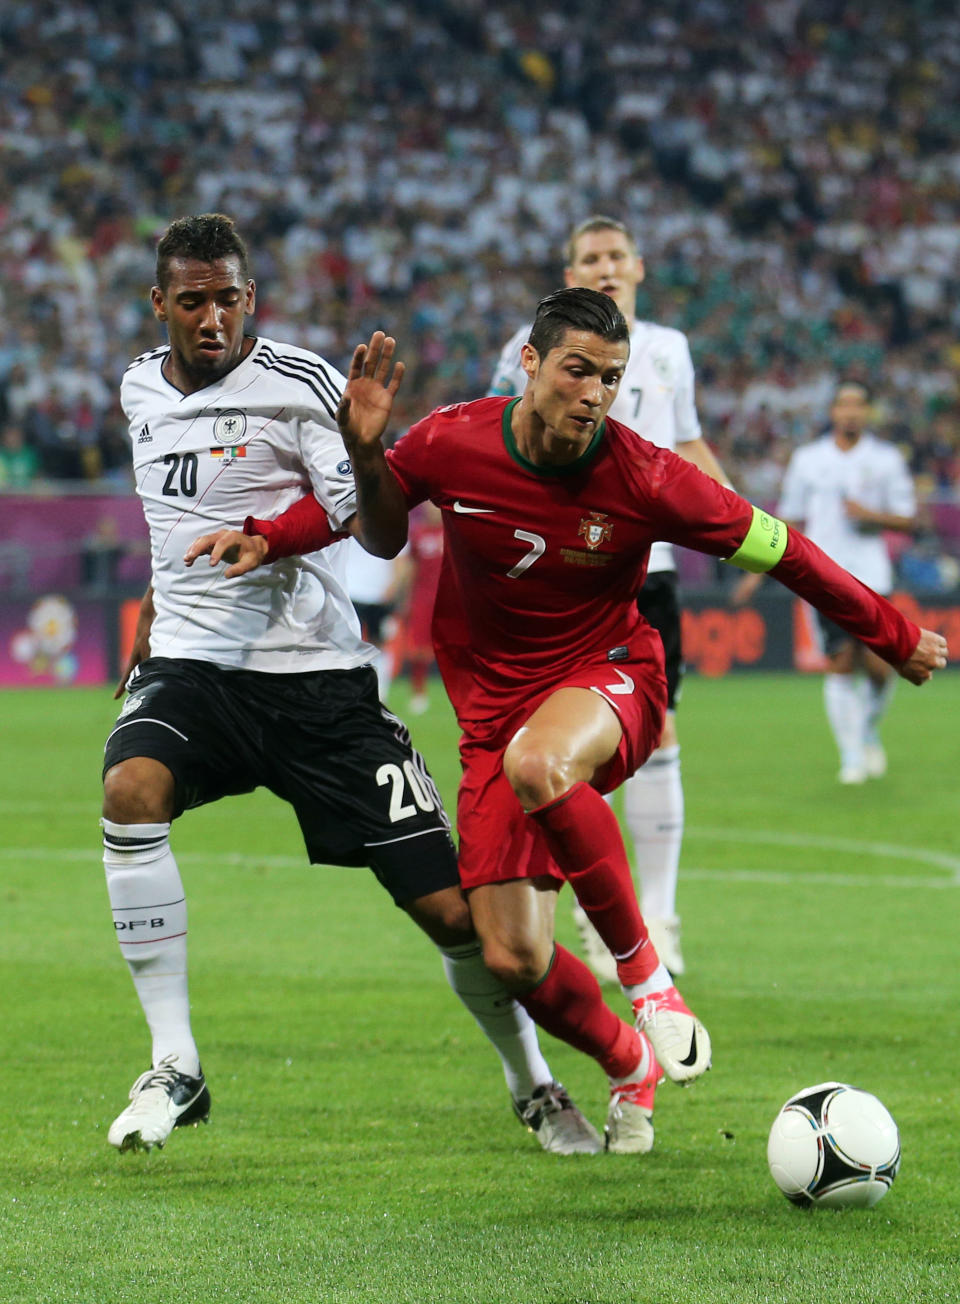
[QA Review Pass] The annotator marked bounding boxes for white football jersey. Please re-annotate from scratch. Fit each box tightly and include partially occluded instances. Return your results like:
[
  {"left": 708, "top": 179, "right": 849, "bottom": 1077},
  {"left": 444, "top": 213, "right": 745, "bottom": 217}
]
[
  {"left": 490, "top": 319, "right": 703, "bottom": 572},
  {"left": 777, "top": 432, "right": 915, "bottom": 594},
  {"left": 122, "top": 335, "right": 374, "bottom": 672}
]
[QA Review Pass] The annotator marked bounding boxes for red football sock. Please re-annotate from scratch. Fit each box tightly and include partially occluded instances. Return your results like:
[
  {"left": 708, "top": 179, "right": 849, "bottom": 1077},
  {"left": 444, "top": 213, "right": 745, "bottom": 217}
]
[
  {"left": 518, "top": 945, "right": 642, "bottom": 1079},
  {"left": 529, "top": 781, "right": 658, "bottom": 985}
]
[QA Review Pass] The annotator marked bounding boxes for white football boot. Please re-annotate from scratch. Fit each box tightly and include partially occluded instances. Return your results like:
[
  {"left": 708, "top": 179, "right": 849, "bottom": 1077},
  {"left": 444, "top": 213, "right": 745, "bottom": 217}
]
[{"left": 108, "top": 1055, "right": 210, "bottom": 1152}]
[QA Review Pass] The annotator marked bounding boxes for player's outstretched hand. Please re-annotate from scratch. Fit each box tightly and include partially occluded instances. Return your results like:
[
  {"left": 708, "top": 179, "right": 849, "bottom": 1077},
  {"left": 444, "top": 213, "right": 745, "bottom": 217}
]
[
  {"left": 899, "top": 627, "right": 948, "bottom": 684},
  {"left": 184, "top": 529, "right": 269, "bottom": 578},
  {"left": 336, "top": 330, "right": 405, "bottom": 453}
]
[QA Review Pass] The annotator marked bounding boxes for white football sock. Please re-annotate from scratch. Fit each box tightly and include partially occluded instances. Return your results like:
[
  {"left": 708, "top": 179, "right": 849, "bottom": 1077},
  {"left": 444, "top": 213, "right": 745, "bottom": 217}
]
[
  {"left": 102, "top": 819, "right": 200, "bottom": 1077},
  {"left": 621, "top": 744, "right": 683, "bottom": 919},
  {"left": 863, "top": 674, "right": 895, "bottom": 744},
  {"left": 439, "top": 941, "right": 551, "bottom": 1101},
  {"left": 823, "top": 673, "right": 866, "bottom": 771}
]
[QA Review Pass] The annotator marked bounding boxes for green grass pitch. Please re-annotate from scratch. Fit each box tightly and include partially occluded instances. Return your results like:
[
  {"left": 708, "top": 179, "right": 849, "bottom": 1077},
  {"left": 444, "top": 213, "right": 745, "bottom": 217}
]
[{"left": 1, "top": 672, "right": 958, "bottom": 1303}]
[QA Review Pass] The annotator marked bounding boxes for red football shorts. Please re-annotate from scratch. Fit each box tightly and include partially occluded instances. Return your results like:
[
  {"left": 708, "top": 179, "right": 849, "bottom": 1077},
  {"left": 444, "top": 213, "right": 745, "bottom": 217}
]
[{"left": 456, "top": 640, "right": 667, "bottom": 891}]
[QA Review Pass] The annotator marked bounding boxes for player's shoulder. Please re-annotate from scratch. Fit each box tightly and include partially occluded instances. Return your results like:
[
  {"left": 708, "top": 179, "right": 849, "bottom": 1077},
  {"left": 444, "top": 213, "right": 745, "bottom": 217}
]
[
  {"left": 632, "top": 320, "right": 692, "bottom": 355},
  {"left": 122, "top": 345, "right": 168, "bottom": 386},
  {"left": 250, "top": 336, "right": 346, "bottom": 407},
  {"left": 489, "top": 323, "right": 531, "bottom": 396},
  {"left": 413, "top": 395, "right": 510, "bottom": 435},
  {"left": 120, "top": 345, "right": 169, "bottom": 415},
  {"left": 862, "top": 431, "right": 907, "bottom": 464},
  {"left": 604, "top": 414, "right": 666, "bottom": 463},
  {"left": 790, "top": 433, "right": 833, "bottom": 466}
]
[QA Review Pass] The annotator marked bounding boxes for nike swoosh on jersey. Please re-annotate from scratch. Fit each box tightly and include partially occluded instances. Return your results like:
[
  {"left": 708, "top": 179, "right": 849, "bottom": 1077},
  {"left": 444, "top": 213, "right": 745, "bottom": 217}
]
[{"left": 452, "top": 501, "right": 495, "bottom": 514}]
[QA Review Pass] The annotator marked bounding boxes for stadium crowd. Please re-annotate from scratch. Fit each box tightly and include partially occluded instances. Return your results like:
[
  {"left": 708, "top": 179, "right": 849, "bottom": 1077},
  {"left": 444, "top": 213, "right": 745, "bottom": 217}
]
[{"left": 2, "top": 0, "right": 960, "bottom": 526}]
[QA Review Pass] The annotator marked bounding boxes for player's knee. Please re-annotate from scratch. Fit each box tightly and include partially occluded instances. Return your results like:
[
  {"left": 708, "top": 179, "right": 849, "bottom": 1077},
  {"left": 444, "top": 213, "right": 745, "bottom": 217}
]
[
  {"left": 480, "top": 934, "right": 548, "bottom": 993},
  {"left": 502, "top": 743, "right": 569, "bottom": 811},
  {"left": 102, "top": 757, "right": 175, "bottom": 825}
]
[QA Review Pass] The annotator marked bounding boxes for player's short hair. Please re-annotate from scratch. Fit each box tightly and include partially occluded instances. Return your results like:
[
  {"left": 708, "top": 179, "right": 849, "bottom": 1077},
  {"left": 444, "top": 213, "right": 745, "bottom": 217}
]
[
  {"left": 155, "top": 214, "right": 250, "bottom": 289},
  {"left": 833, "top": 379, "right": 872, "bottom": 404},
  {"left": 564, "top": 215, "right": 637, "bottom": 265},
  {"left": 528, "top": 287, "right": 630, "bottom": 359}
]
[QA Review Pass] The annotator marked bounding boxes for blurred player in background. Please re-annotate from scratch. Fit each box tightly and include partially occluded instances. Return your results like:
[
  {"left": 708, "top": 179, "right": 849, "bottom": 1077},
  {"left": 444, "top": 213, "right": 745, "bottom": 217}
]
[
  {"left": 214, "top": 290, "right": 947, "bottom": 1155},
  {"left": 395, "top": 501, "right": 444, "bottom": 713},
  {"left": 490, "top": 216, "right": 732, "bottom": 978},
  {"left": 344, "top": 535, "right": 399, "bottom": 699},
  {"left": 102, "top": 213, "right": 598, "bottom": 1158},
  {"left": 736, "top": 381, "right": 917, "bottom": 783}
]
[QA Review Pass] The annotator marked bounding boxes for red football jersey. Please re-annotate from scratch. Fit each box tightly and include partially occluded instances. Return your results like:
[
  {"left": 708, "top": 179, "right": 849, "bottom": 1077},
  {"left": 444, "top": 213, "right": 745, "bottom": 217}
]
[{"left": 386, "top": 397, "right": 919, "bottom": 724}]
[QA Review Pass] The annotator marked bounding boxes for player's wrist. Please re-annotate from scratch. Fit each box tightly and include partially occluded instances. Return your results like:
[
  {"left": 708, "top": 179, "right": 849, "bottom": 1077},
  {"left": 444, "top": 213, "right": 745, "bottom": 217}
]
[{"left": 242, "top": 516, "right": 279, "bottom": 562}]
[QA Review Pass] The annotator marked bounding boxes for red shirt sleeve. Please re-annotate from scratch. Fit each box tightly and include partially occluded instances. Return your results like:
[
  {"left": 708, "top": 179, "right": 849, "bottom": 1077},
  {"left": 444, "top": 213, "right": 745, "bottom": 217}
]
[
  {"left": 635, "top": 444, "right": 920, "bottom": 669},
  {"left": 243, "top": 494, "right": 342, "bottom": 561},
  {"left": 770, "top": 529, "right": 920, "bottom": 668},
  {"left": 384, "top": 411, "right": 440, "bottom": 507},
  {"left": 243, "top": 411, "right": 443, "bottom": 560}
]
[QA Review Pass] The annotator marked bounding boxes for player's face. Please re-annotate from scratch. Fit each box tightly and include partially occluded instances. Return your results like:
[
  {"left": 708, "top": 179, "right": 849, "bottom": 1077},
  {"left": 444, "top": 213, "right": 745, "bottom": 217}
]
[
  {"left": 151, "top": 257, "right": 255, "bottom": 391},
  {"left": 564, "top": 230, "right": 644, "bottom": 321},
  {"left": 831, "top": 386, "right": 869, "bottom": 439},
  {"left": 521, "top": 329, "right": 628, "bottom": 454}
]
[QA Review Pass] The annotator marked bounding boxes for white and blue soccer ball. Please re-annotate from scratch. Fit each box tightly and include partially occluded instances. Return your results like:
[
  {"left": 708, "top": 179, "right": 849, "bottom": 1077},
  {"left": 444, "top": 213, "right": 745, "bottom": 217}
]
[{"left": 767, "top": 1082, "right": 900, "bottom": 1208}]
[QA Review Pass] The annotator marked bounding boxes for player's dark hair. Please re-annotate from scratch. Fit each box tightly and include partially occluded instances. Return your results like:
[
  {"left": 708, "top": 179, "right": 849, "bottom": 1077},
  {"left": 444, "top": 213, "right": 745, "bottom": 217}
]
[
  {"left": 564, "top": 215, "right": 636, "bottom": 265},
  {"left": 527, "top": 287, "right": 630, "bottom": 359},
  {"left": 155, "top": 213, "right": 250, "bottom": 289}
]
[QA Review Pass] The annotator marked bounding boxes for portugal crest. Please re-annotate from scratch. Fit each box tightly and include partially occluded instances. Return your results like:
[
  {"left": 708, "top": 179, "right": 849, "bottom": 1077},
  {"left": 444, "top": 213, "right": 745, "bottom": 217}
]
[{"left": 578, "top": 511, "right": 613, "bottom": 551}]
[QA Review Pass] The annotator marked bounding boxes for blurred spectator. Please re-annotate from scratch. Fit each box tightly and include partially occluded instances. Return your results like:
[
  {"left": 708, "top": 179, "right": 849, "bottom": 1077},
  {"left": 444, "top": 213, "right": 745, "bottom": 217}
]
[
  {"left": 0, "top": 0, "right": 957, "bottom": 567},
  {"left": 0, "top": 423, "right": 39, "bottom": 489},
  {"left": 81, "top": 515, "right": 126, "bottom": 592}
]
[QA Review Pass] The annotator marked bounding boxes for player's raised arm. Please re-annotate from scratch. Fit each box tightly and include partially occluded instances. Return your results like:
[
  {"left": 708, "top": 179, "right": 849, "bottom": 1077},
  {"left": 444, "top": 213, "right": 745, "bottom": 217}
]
[{"left": 336, "top": 330, "right": 410, "bottom": 558}]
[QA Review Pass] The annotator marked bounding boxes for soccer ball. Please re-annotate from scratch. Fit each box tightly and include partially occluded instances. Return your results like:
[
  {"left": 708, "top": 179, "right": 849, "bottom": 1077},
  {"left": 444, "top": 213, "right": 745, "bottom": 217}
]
[{"left": 767, "top": 1082, "right": 900, "bottom": 1208}]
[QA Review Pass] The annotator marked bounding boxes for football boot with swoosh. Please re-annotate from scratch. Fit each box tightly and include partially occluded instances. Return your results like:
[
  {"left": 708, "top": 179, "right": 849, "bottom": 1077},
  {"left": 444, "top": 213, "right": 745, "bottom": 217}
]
[
  {"left": 107, "top": 1054, "right": 210, "bottom": 1152},
  {"left": 631, "top": 986, "right": 711, "bottom": 1084}
]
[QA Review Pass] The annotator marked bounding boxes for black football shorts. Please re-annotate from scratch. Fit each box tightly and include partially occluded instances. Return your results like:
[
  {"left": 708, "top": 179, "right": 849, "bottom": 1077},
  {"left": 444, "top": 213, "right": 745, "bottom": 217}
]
[
  {"left": 636, "top": 570, "right": 684, "bottom": 710},
  {"left": 103, "top": 657, "right": 459, "bottom": 906}
]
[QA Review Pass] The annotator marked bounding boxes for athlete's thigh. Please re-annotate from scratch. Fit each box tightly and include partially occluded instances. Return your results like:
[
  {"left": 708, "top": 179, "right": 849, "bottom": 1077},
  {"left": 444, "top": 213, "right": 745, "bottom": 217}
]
[
  {"left": 529, "top": 636, "right": 667, "bottom": 791},
  {"left": 254, "top": 665, "right": 460, "bottom": 905},
  {"left": 103, "top": 658, "right": 261, "bottom": 815},
  {"left": 509, "top": 685, "right": 624, "bottom": 786}
]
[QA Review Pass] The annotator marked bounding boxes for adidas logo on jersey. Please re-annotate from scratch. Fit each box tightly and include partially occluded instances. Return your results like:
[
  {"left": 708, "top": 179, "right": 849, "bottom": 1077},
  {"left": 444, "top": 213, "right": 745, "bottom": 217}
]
[{"left": 137, "top": 424, "right": 152, "bottom": 445}]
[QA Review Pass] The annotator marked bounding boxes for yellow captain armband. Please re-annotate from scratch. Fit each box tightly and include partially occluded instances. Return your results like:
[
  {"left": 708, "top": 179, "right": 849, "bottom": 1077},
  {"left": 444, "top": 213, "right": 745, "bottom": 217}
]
[{"left": 725, "top": 505, "right": 789, "bottom": 573}]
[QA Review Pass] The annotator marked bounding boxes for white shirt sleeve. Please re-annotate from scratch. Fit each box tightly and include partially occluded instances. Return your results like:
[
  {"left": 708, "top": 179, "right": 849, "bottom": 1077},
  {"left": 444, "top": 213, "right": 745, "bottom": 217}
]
[
  {"left": 673, "top": 335, "right": 703, "bottom": 445},
  {"left": 298, "top": 414, "right": 357, "bottom": 531}
]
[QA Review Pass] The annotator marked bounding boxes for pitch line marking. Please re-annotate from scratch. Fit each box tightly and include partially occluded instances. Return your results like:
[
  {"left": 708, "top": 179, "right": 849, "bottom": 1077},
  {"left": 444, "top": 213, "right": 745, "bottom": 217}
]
[
  {"left": 682, "top": 867, "right": 957, "bottom": 891},
  {"left": 686, "top": 826, "right": 960, "bottom": 884}
]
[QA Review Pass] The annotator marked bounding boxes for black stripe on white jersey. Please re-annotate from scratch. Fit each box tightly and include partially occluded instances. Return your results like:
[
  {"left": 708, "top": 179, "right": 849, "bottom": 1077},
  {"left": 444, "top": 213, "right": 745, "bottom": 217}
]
[
  {"left": 255, "top": 347, "right": 343, "bottom": 422},
  {"left": 125, "top": 345, "right": 169, "bottom": 375},
  {"left": 257, "top": 345, "right": 343, "bottom": 410}
]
